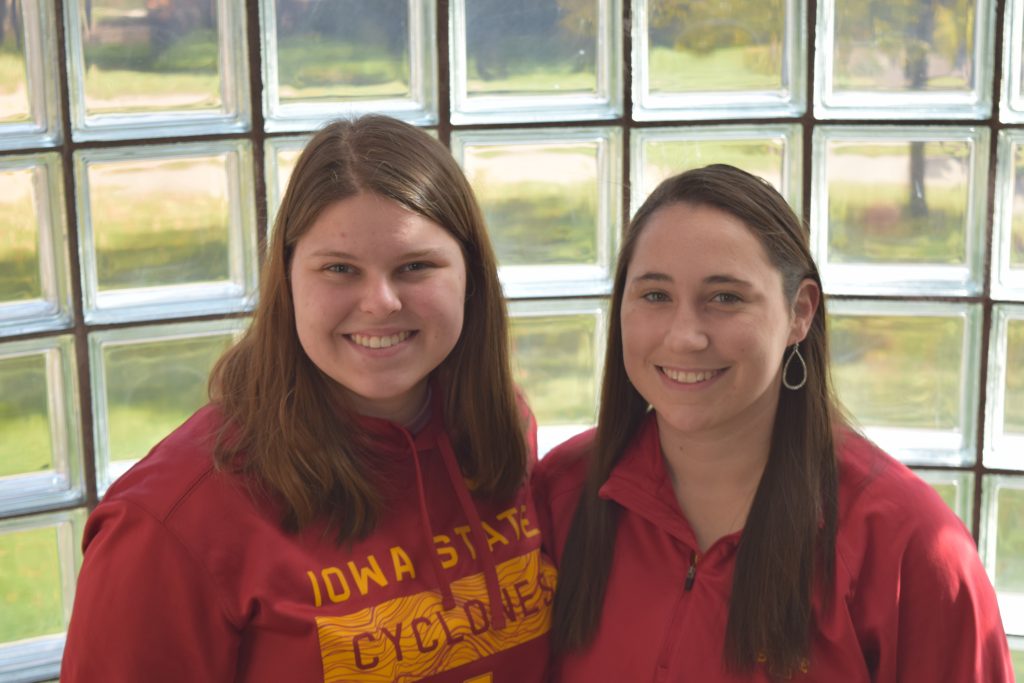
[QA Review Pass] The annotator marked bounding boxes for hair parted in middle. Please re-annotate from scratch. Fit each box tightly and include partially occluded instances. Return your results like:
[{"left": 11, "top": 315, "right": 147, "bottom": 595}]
[
  {"left": 209, "top": 115, "right": 528, "bottom": 541},
  {"left": 550, "top": 163, "right": 841, "bottom": 677}
]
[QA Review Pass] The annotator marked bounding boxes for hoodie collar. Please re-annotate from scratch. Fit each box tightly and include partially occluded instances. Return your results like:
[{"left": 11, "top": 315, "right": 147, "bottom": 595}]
[{"left": 353, "top": 382, "right": 509, "bottom": 630}]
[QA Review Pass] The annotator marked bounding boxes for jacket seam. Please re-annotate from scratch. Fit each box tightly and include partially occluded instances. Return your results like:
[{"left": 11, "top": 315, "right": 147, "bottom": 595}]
[{"left": 116, "top": 496, "right": 245, "bottom": 629}]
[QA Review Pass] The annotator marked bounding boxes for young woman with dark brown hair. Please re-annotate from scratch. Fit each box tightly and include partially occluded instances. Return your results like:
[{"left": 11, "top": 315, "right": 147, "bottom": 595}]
[
  {"left": 62, "top": 115, "right": 554, "bottom": 682},
  {"left": 533, "top": 164, "right": 1012, "bottom": 682}
]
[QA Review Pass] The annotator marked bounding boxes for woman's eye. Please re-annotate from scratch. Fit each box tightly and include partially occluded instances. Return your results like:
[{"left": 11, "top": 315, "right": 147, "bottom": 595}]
[
  {"left": 642, "top": 291, "right": 669, "bottom": 302},
  {"left": 401, "top": 261, "right": 432, "bottom": 273},
  {"left": 711, "top": 292, "right": 741, "bottom": 304},
  {"left": 326, "top": 264, "right": 353, "bottom": 274}
]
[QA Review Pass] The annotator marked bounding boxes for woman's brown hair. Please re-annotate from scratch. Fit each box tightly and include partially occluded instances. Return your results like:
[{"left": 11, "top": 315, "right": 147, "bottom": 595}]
[
  {"left": 550, "top": 164, "right": 840, "bottom": 677},
  {"left": 208, "top": 115, "right": 528, "bottom": 541}
]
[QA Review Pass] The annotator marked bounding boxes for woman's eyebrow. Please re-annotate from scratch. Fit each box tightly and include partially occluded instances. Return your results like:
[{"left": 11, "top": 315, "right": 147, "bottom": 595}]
[{"left": 630, "top": 271, "right": 672, "bottom": 283}]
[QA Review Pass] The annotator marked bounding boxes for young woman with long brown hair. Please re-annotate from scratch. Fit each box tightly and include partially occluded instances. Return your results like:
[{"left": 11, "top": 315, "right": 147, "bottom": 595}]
[
  {"left": 62, "top": 115, "right": 554, "bottom": 682},
  {"left": 533, "top": 164, "right": 1011, "bottom": 682}
]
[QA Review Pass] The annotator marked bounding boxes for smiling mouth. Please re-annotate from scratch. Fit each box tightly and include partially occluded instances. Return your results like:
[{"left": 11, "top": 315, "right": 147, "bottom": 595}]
[
  {"left": 660, "top": 367, "right": 722, "bottom": 384},
  {"left": 348, "top": 331, "right": 414, "bottom": 349}
]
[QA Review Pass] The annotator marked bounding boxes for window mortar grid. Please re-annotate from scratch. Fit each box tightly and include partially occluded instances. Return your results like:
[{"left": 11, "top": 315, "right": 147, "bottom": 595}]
[{"left": 0, "top": 0, "right": 1015, "bottom": 542}]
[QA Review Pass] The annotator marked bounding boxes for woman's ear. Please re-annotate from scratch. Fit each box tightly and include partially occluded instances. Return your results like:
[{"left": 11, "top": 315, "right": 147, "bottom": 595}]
[{"left": 788, "top": 278, "right": 820, "bottom": 344}]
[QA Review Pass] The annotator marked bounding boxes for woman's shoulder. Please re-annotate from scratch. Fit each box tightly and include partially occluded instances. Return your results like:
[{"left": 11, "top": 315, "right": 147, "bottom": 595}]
[
  {"left": 831, "top": 429, "right": 1010, "bottom": 679},
  {"left": 836, "top": 428, "right": 957, "bottom": 521},
  {"left": 99, "top": 404, "right": 242, "bottom": 522},
  {"left": 533, "top": 427, "right": 595, "bottom": 496},
  {"left": 834, "top": 427, "right": 976, "bottom": 568}
]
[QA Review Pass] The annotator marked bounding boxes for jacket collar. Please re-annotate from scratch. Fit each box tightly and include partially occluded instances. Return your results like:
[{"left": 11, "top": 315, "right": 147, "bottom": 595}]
[{"left": 598, "top": 412, "right": 741, "bottom": 555}]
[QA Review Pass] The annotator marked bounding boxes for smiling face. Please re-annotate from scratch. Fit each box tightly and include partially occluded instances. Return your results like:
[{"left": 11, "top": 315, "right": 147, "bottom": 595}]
[
  {"left": 620, "top": 202, "right": 818, "bottom": 447},
  {"left": 289, "top": 192, "right": 467, "bottom": 424}
]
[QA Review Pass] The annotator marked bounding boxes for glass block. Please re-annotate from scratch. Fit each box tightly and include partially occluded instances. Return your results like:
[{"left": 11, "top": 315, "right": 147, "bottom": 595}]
[
  {"left": 913, "top": 468, "right": 974, "bottom": 526},
  {"left": 75, "top": 141, "right": 258, "bottom": 324},
  {"left": 981, "top": 475, "right": 1024, "bottom": 636},
  {"left": 986, "top": 305, "right": 1024, "bottom": 469},
  {"left": 993, "top": 131, "right": 1024, "bottom": 299},
  {"left": 452, "top": 128, "right": 621, "bottom": 297},
  {"left": 0, "top": 0, "right": 61, "bottom": 150},
  {"left": 0, "top": 336, "right": 82, "bottom": 515},
  {"left": 815, "top": 0, "right": 995, "bottom": 119},
  {"left": 629, "top": 124, "right": 802, "bottom": 218},
  {"left": 509, "top": 299, "right": 606, "bottom": 457},
  {"left": 812, "top": 126, "right": 989, "bottom": 295},
  {"left": 264, "top": 134, "right": 311, "bottom": 235},
  {"left": 265, "top": 129, "right": 437, "bottom": 240},
  {"left": 1001, "top": 0, "right": 1024, "bottom": 122},
  {"left": 0, "top": 153, "right": 72, "bottom": 337},
  {"left": 89, "top": 319, "right": 246, "bottom": 494},
  {"left": 450, "top": 0, "right": 622, "bottom": 124},
  {"left": 829, "top": 300, "right": 981, "bottom": 466},
  {"left": 1012, "top": 636, "right": 1024, "bottom": 679},
  {"left": 0, "top": 509, "right": 84, "bottom": 683},
  {"left": 63, "top": 0, "right": 249, "bottom": 141},
  {"left": 261, "top": 0, "right": 436, "bottom": 131},
  {"left": 632, "top": 0, "right": 805, "bottom": 120}
]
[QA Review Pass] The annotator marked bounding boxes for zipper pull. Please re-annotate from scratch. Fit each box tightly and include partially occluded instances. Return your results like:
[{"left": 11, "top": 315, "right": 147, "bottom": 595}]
[{"left": 684, "top": 550, "right": 698, "bottom": 591}]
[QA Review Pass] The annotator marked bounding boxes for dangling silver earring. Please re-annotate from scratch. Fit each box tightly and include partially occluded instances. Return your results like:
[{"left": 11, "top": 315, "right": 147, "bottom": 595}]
[{"left": 782, "top": 343, "right": 807, "bottom": 390}]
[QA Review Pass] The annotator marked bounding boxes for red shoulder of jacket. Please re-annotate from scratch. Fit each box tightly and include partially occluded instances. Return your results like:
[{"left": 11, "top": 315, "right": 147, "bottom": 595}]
[
  {"left": 830, "top": 428, "right": 1012, "bottom": 681},
  {"left": 534, "top": 428, "right": 593, "bottom": 499},
  {"left": 835, "top": 427, "right": 963, "bottom": 529},
  {"left": 99, "top": 404, "right": 238, "bottom": 523},
  {"left": 833, "top": 426, "right": 979, "bottom": 583},
  {"left": 531, "top": 428, "right": 594, "bottom": 564}
]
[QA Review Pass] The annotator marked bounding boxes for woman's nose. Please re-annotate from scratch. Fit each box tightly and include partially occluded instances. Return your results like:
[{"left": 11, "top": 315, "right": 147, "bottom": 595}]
[
  {"left": 664, "top": 304, "right": 709, "bottom": 352},
  {"left": 359, "top": 275, "right": 402, "bottom": 316}
]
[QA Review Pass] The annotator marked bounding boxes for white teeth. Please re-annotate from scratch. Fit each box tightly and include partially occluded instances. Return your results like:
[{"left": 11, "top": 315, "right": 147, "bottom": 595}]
[
  {"left": 662, "top": 367, "right": 717, "bottom": 384},
  {"left": 351, "top": 331, "right": 412, "bottom": 349}
]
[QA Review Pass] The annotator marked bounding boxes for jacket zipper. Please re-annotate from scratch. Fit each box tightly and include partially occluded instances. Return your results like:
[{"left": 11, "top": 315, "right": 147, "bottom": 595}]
[{"left": 684, "top": 550, "right": 698, "bottom": 591}]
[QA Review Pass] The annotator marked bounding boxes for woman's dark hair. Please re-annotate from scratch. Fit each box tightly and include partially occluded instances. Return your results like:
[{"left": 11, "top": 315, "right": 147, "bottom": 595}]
[
  {"left": 550, "top": 164, "right": 840, "bottom": 677},
  {"left": 208, "top": 115, "right": 528, "bottom": 541}
]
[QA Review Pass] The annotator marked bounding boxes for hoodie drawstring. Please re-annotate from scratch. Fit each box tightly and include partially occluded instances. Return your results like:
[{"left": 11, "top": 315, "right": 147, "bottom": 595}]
[
  {"left": 435, "top": 435, "right": 507, "bottom": 630},
  {"left": 400, "top": 429, "right": 457, "bottom": 612}
]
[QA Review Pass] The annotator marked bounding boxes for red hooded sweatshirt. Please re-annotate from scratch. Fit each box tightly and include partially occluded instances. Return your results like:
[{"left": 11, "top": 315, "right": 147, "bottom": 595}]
[
  {"left": 62, "top": 394, "right": 554, "bottom": 682},
  {"left": 533, "top": 413, "right": 1013, "bottom": 682}
]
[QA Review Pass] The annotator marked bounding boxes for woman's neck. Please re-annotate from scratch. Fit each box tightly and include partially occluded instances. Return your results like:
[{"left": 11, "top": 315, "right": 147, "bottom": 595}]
[{"left": 657, "top": 413, "right": 774, "bottom": 552}]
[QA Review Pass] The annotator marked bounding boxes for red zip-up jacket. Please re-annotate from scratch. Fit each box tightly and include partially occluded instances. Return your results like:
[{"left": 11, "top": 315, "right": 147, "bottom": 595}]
[
  {"left": 533, "top": 413, "right": 1013, "bottom": 682},
  {"left": 62, "top": 393, "right": 554, "bottom": 682}
]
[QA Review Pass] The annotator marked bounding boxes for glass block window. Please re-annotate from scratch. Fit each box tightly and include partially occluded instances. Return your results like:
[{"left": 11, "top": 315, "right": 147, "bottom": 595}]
[
  {"left": 632, "top": 0, "right": 805, "bottom": 120},
  {"left": 0, "top": 336, "right": 81, "bottom": 515},
  {"left": 0, "top": 152, "right": 71, "bottom": 337},
  {"left": 63, "top": 0, "right": 249, "bottom": 141},
  {"left": 987, "top": 305, "right": 1024, "bottom": 469},
  {"left": 829, "top": 300, "right": 981, "bottom": 466},
  {"left": 982, "top": 476, "right": 1024, "bottom": 637},
  {"left": 2, "top": 0, "right": 1022, "bottom": 678},
  {"left": 88, "top": 319, "right": 245, "bottom": 494},
  {"left": 0, "top": 510, "right": 84, "bottom": 682},
  {"left": 261, "top": 0, "right": 436, "bottom": 131},
  {"left": 510, "top": 299, "right": 606, "bottom": 456},
  {"left": 0, "top": 0, "right": 61, "bottom": 150},
  {"left": 816, "top": 0, "right": 994, "bottom": 119},
  {"left": 1012, "top": 638, "right": 1024, "bottom": 680},
  {"left": 264, "top": 134, "right": 311, "bottom": 232},
  {"left": 452, "top": 127, "right": 621, "bottom": 297},
  {"left": 812, "top": 126, "right": 989, "bottom": 295},
  {"left": 993, "top": 130, "right": 1024, "bottom": 298},
  {"left": 1002, "top": 0, "right": 1024, "bottom": 123},
  {"left": 915, "top": 468, "right": 974, "bottom": 525},
  {"left": 74, "top": 141, "right": 257, "bottom": 324},
  {"left": 449, "top": 0, "right": 622, "bottom": 124},
  {"left": 630, "top": 124, "right": 802, "bottom": 216}
]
